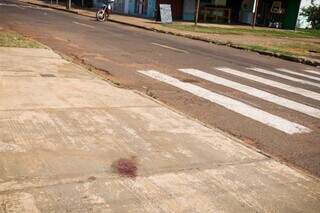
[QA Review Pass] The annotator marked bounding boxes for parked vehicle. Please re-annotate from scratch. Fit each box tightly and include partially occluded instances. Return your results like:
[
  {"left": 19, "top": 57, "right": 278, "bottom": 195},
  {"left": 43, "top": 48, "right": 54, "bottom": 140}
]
[{"left": 96, "top": 0, "right": 114, "bottom": 22}]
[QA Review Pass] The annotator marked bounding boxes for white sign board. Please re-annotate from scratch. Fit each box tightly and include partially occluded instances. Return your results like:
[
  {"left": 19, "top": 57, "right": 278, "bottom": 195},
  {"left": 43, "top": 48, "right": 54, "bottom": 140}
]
[{"left": 160, "top": 4, "right": 172, "bottom": 23}]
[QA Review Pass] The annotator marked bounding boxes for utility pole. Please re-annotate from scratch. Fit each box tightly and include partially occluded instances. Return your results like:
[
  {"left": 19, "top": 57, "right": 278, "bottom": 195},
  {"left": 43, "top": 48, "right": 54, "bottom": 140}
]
[
  {"left": 252, "top": 0, "right": 259, "bottom": 28},
  {"left": 195, "top": 0, "right": 200, "bottom": 26},
  {"left": 66, "top": 0, "right": 71, "bottom": 10}
]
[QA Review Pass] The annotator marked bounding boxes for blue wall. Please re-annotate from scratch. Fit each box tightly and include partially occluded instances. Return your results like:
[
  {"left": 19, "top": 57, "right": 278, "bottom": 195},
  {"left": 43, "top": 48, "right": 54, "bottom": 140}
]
[
  {"left": 128, "top": 0, "right": 135, "bottom": 14},
  {"left": 147, "top": 0, "right": 156, "bottom": 17},
  {"left": 183, "top": 0, "right": 195, "bottom": 21},
  {"left": 128, "top": 0, "right": 156, "bottom": 17}
]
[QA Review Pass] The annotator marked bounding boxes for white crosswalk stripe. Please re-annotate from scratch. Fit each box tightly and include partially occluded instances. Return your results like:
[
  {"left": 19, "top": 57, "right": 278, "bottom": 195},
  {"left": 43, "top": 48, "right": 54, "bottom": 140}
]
[
  {"left": 179, "top": 68, "right": 320, "bottom": 119},
  {"left": 139, "top": 70, "right": 311, "bottom": 134},
  {"left": 304, "top": 69, "right": 320, "bottom": 76},
  {"left": 277, "top": 68, "right": 320, "bottom": 82},
  {"left": 249, "top": 67, "right": 320, "bottom": 88},
  {"left": 216, "top": 67, "right": 320, "bottom": 101}
]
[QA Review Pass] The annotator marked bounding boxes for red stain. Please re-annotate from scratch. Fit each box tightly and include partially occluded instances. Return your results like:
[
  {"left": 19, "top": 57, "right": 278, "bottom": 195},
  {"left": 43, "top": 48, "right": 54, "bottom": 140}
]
[{"left": 112, "top": 157, "right": 138, "bottom": 178}]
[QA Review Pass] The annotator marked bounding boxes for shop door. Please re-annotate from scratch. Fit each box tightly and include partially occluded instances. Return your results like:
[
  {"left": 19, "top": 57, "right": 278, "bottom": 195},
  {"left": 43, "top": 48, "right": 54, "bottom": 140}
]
[{"left": 135, "top": 0, "right": 148, "bottom": 15}]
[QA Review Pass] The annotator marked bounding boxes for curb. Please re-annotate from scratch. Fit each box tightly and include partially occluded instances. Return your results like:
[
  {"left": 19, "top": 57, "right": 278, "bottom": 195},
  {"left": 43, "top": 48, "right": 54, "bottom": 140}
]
[
  {"left": 24, "top": 1, "right": 320, "bottom": 67},
  {"left": 110, "top": 20, "right": 320, "bottom": 67},
  {"left": 27, "top": 2, "right": 80, "bottom": 14}
]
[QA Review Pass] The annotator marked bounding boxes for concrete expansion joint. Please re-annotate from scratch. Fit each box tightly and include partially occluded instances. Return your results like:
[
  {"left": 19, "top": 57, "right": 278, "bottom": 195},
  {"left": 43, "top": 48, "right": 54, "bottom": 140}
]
[
  {"left": 0, "top": 105, "right": 163, "bottom": 112},
  {"left": 1, "top": 76, "right": 84, "bottom": 80},
  {"left": 3, "top": 157, "right": 319, "bottom": 198},
  {"left": 142, "top": 158, "right": 273, "bottom": 177},
  {"left": 0, "top": 158, "right": 274, "bottom": 194}
]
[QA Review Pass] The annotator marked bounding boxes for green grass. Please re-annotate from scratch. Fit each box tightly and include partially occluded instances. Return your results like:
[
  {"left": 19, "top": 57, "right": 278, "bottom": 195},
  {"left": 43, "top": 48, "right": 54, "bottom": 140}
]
[
  {"left": 277, "top": 42, "right": 320, "bottom": 53},
  {"left": 0, "top": 31, "right": 43, "bottom": 48},
  {"left": 164, "top": 24, "right": 320, "bottom": 39},
  {"left": 163, "top": 23, "right": 320, "bottom": 58},
  {"left": 239, "top": 42, "right": 320, "bottom": 57},
  {"left": 239, "top": 44, "right": 295, "bottom": 56}
]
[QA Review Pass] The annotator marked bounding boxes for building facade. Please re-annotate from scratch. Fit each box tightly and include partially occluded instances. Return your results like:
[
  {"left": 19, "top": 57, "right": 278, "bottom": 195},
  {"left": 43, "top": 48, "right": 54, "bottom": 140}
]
[
  {"left": 182, "top": 0, "right": 304, "bottom": 29},
  {"left": 110, "top": 0, "right": 183, "bottom": 19},
  {"left": 110, "top": 0, "right": 156, "bottom": 18},
  {"left": 92, "top": 0, "right": 316, "bottom": 29}
]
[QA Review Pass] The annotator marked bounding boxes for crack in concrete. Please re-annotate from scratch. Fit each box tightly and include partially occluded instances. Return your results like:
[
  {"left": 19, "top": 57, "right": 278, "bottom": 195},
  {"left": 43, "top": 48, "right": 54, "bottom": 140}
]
[{"left": 0, "top": 158, "right": 272, "bottom": 194}]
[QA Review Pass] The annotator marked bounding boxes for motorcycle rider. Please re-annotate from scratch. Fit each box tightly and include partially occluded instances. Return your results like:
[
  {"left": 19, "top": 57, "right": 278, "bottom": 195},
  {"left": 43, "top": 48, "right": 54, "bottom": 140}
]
[{"left": 96, "top": 0, "right": 114, "bottom": 21}]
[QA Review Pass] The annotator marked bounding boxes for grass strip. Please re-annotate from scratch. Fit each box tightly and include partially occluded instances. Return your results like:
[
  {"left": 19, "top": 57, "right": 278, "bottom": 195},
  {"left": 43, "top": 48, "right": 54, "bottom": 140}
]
[{"left": 0, "top": 31, "right": 43, "bottom": 48}]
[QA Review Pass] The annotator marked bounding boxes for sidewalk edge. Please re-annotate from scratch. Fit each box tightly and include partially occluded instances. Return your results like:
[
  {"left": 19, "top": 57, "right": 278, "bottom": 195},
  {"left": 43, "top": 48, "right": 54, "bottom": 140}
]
[{"left": 27, "top": 1, "right": 79, "bottom": 14}]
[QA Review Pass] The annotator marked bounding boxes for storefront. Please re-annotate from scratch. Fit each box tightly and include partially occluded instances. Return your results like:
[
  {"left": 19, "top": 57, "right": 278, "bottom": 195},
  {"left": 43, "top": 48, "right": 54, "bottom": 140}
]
[
  {"left": 182, "top": 0, "right": 303, "bottom": 29},
  {"left": 118, "top": 0, "right": 156, "bottom": 18},
  {"left": 113, "top": 0, "right": 182, "bottom": 19},
  {"left": 113, "top": 0, "right": 130, "bottom": 14}
]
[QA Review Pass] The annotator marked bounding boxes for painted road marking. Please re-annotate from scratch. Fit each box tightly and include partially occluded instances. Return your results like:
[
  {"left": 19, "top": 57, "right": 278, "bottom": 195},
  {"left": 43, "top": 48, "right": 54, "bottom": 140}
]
[
  {"left": 151, "top": 43, "right": 189, "bottom": 54},
  {"left": 216, "top": 67, "right": 320, "bottom": 101},
  {"left": 139, "top": 70, "right": 311, "bottom": 134},
  {"left": 179, "top": 68, "right": 320, "bottom": 119},
  {"left": 249, "top": 67, "right": 320, "bottom": 88},
  {"left": 304, "top": 69, "right": 320, "bottom": 76},
  {"left": 73, "top": 21, "right": 95, "bottom": 29},
  {"left": 277, "top": 68, "right": 320, "bottom": 82}
]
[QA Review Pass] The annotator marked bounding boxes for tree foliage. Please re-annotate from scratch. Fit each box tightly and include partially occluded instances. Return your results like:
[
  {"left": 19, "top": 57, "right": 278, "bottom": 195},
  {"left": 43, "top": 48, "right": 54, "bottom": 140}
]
[{"left": 301, "top": 1, "right": 320, "bottom": 29}]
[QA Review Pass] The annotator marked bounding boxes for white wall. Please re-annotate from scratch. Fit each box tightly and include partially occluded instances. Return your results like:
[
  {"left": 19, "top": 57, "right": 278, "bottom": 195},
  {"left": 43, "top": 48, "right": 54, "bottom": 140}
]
[{"left": 297, "top": 0, "right": 320, "bottom": 28}]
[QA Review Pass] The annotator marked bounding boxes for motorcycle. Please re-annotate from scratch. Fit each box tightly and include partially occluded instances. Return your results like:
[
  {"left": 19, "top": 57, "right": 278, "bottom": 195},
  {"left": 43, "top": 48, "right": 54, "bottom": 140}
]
[{"left": 96, "top": 0, "right": 114, "bottom": 22}]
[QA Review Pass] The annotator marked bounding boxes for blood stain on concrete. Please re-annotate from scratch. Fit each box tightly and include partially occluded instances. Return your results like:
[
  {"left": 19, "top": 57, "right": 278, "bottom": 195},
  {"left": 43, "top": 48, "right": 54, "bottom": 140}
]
[{"left": 111, "top": 157, "right": 138, "bottom": 178}]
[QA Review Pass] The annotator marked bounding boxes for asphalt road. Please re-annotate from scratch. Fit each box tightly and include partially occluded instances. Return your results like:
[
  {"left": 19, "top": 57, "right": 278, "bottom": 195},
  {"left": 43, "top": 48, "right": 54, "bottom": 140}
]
[{"left": 1, "top": 0, "right": 320, "bottom": 177}]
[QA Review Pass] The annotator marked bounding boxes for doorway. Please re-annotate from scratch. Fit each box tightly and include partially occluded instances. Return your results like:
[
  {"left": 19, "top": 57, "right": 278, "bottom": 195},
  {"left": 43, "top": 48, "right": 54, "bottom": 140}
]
[{"left": 135, "top": 0, "right": 149, "bottom": 15}]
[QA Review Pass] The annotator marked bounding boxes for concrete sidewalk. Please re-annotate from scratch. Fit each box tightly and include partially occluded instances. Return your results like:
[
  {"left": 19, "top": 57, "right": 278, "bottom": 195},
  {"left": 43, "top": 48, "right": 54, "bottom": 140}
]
[{"left": 0, "top": 46, "right": 320, "bottom": 212}]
